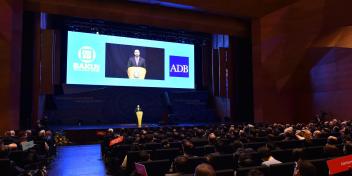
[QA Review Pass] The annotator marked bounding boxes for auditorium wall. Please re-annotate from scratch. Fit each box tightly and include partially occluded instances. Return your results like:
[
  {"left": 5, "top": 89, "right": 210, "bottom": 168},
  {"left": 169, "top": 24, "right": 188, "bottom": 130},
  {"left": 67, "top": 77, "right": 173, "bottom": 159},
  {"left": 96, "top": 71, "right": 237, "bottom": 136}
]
[
  {"left": 0, "top": 0, "right": 22, "bottom": 133},
  {"left": 252, "top": 0, "right": 352, "bottom": 123}
]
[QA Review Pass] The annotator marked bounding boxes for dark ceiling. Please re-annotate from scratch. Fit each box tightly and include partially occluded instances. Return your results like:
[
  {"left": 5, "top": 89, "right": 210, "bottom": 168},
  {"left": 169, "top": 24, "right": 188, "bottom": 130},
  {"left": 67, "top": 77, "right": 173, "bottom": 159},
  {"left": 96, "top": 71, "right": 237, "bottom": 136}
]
[{"left": 129, "top": 0, "right": 299, "bottom": 18}]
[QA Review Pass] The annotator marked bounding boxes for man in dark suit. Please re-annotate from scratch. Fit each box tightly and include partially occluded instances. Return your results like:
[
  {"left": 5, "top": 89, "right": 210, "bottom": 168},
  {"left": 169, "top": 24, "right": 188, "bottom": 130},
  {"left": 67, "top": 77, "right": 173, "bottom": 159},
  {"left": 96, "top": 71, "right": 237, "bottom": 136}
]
[{"left": 127, "top": 49, "right": 146, "bottom": 68}]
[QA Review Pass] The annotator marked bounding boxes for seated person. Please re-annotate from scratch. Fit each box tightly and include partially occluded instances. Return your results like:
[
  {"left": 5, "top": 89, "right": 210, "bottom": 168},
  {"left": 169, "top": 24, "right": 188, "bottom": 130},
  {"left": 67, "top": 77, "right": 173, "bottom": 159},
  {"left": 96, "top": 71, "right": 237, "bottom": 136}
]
[
  {"left": 182, "top": 140, "right": 196, "bottom": 157},
  {"left": 293, "top": 160, "right": 317, "bottom": 176},
  {"left": 166, "top": 156, "right": 189, "bottom": 176},
  {"left": 194, "top": 163, "right": 216, "bottom": 176},
  {"left": 323, "top": 136, "right": 340, "bottom": 157},
  {"left": 257, "top": 146, "right": 282, "bottom": 166}
]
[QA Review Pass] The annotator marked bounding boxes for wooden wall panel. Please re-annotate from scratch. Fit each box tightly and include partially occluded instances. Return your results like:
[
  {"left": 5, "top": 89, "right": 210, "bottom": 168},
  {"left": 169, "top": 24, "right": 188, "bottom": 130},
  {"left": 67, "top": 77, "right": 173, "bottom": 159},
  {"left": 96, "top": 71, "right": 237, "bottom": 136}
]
[
  {"left": 0, "top": 0, "right": 23, "bottom": 133},
  {"left": 253, "top": 0, "right": 352, "bottom": 123}
]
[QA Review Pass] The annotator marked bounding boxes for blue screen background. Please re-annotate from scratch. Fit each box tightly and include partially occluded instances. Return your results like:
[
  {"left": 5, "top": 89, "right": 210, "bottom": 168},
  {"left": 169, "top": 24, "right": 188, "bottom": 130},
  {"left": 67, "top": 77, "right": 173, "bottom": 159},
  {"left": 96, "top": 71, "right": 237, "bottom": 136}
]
[{"left": 66, "top": 31, "right": 195, "bottom": 89}]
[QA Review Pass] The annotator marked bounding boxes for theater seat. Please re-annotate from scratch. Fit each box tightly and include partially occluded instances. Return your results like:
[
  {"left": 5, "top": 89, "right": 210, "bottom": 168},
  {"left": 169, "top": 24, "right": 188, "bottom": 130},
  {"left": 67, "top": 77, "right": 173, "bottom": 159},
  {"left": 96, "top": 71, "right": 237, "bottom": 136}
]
[
  {"left": 276, "top": 140, "right": 304, "bottom": 149},
  {"left": 243, "top": 142, "right": 266, "bottom": 150},
  {"left": 126, "top": 150, "right": 152, "bottom": 172},
  {"left": 139, "top": 159, "right": 171, "bottom": 176},
  {"left": 185, "top": 157, "right": 206, "bottom": 174},
  {"left": 151, "top": 148, "right": 181, "bottom": 160},
  {"left": 144, "top": 143, "right": 162, "bottom": 150},
  {"left": 269, "top": 162, "right": 295, "bottom": 176},
  {"left": 216, "top": 169, "right": 234, "bottom": 176},
  {"left": 309, "top": 158, "right": 329, "bottom": 176},
  {"left": 235, "top": 165, "right": 269, "bottom": 176},
  {"left": 208, "top": 154, "right": 234, "bottom": 170},
  {"left": 170, "top": 142, "right": 182, "bottom": 149},
  {"left": 304, "top": 146, "right": 324, "bottom": 159},
  {"left": 0, "top": 159, "right": 12, "bottom": 176},
  {"left": 271, "top": 149, "right": 293, "bottom": 162}
]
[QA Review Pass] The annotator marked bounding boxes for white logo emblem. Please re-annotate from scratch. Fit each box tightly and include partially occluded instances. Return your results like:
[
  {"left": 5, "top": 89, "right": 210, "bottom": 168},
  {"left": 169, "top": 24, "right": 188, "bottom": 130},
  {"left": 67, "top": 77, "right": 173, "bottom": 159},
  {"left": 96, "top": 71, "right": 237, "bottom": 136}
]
[{"left": 78, "top": 46, "right": 96, "bottom": 63}]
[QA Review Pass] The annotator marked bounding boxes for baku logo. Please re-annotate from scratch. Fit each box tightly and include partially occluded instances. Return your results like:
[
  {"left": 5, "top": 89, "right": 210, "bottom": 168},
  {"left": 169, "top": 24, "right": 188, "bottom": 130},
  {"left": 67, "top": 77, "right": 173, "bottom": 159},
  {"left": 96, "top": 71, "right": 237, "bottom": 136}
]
[
  {"left": 73, "top": 46, "right": 99, "bottom": 72},
  {"left": 169, "top": 55, "right": 189, "bottom": 78},
  {"left": 78, "top": 46, "right": 96, "bottom": 63}
]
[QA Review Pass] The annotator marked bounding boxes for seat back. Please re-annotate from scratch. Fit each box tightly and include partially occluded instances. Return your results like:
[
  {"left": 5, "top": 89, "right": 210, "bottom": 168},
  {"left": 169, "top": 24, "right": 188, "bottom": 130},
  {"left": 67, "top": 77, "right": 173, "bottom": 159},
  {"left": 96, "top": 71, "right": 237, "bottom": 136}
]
[
  {"left": 271, "top": 149, "right": 293, "bottom": 162},
  {"left": 139, "top": 159, "right": 171, "bottom": 176},
  {"left": 192, "top": 140, "right": 209, "bottom": 147},
  {"left": 151, "top": 148, "right": 181, "bottom": 160},
  {"left": 0, "top": 158, "right": 12, "bottom": 176},
  {"left": 216, "top": 169, "right": 234, "bottom": 176},
  {"left": 169, "top": 142, "right": 182, "bottom": 149},
  {"left": 235, "top": 165, "right": 269, "bottom": 176},
  {"left": 126, "top": 150, "right": 152, "bottom": 172},
  {"left": 269, "top": 162, "right": 295, "bottom": 176},
  {"left": 277, "top": 140, "right": 304, "bottom": 149},
  {"left": 209, "top": 154, "right": 234, "bottom": 170},
  {"left": 144, "top": 143, "right": 162, "bottom": 150},
  {"left": 310, "top": 158, "right": 329, "bottom": 176},
  {"left": 185, "top": 157, "right": 206, "bottom": 174},
  {"left": 304, "top": 146, "right": 324, "bottom": 159},
  {"left": 243, "top": 142, "right": 266, "bottom": 150}
]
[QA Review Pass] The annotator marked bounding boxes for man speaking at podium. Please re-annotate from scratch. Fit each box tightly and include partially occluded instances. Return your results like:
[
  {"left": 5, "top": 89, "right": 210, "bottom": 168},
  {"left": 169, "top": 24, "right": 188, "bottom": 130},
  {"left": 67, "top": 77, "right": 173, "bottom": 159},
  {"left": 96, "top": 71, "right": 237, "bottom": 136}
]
[
  {"left": 127, "top": 49, "right": 146, "bottom": 68},
  {"left": 127, "top": 49, "right": 147, "bottom": 79}
]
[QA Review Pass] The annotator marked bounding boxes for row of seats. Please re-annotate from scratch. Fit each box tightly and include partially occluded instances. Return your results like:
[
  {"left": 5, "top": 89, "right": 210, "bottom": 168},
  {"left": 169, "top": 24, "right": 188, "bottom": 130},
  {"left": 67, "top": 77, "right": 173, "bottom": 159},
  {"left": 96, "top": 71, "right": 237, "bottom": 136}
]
[{"left": 138, "top": 157, "right": 348, "bottom": 176}]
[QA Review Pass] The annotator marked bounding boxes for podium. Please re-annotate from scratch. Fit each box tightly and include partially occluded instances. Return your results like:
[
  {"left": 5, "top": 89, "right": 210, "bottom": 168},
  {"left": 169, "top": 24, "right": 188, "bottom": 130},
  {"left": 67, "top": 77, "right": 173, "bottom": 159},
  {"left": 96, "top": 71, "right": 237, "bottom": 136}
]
[
  {"left": 136, "top": 111, "right": 143, "bottom": 128},
  {"left": 127, "top": 67, "right": 146, "bottom": 79}
]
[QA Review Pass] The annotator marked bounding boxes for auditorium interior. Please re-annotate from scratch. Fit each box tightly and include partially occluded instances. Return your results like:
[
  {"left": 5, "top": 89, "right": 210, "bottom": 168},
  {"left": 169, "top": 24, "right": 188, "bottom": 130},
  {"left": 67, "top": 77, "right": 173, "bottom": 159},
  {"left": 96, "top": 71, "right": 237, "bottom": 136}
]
[{"left": 1, "top": 0, "right": 352, "bottom": 176}]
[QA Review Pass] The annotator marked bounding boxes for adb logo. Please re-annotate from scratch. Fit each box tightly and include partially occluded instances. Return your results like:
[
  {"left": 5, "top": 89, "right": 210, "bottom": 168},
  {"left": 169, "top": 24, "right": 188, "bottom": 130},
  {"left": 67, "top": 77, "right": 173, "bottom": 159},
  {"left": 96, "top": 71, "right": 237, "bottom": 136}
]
[
  {"left": 78, "top": 46, "right": 96, "bottom": 63},
  {"left": 169, "top": 55, "right": 189, "bottom": 78}
]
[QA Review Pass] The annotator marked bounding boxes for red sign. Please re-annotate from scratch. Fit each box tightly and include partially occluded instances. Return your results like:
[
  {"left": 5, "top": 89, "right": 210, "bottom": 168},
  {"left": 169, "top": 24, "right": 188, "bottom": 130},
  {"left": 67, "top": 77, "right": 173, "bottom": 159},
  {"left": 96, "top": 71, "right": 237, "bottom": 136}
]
[
  {"left": 109, "top": 136, "right": 124, "bottom": 147},
  {"left": 327, "top": 154, "right": 352, "bottom": 175}
]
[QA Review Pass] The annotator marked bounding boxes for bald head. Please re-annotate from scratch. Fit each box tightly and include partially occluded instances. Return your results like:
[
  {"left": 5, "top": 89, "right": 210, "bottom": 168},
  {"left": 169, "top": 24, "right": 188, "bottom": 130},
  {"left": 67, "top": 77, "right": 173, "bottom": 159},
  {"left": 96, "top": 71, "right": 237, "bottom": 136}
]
[{"left": 194, "top": 163, "right": 216, "bottom": 176}]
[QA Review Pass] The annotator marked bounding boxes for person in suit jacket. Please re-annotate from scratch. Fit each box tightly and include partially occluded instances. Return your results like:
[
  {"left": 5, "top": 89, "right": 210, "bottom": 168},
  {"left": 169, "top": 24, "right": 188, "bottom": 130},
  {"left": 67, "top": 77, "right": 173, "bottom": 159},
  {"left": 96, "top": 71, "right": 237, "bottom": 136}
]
[{"left": 127, "top": 49, "right": 146, "bottom": 68}]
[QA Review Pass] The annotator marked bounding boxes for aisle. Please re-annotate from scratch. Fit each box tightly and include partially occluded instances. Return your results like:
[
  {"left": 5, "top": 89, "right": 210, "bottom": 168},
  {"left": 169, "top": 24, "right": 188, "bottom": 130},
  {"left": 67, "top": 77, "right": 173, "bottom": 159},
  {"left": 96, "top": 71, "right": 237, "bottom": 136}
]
[{"left": 48, "top": 144, "right": 108, "bottom": 176}]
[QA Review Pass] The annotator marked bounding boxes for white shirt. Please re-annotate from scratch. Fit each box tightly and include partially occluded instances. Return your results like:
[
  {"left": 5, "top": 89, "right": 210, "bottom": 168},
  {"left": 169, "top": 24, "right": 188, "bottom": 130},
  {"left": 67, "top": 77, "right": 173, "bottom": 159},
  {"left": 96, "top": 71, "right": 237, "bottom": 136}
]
[
  {"left": 262, "top": 156, "right": 282, "bottom": 166},
  {"left": 135, "top": 57, "right": 139, "bottom": 66}
]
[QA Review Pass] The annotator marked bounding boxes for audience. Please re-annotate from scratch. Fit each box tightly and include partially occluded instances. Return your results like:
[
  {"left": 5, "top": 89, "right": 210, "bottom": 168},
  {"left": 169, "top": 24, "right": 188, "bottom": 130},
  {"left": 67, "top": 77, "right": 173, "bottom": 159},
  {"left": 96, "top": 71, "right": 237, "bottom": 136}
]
[
  {"left": 100, "top": 119, "right": 352, "bottom": 176},
  {"left": 0, "top": 124, "right": 56, "bottom": 175}
]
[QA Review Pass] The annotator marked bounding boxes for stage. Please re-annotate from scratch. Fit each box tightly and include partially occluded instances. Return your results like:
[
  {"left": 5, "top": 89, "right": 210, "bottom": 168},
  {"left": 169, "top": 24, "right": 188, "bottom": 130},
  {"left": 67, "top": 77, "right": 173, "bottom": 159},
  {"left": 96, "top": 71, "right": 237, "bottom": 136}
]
[{"left": 50, "top": 123, "right": 211, "bottom": 145}]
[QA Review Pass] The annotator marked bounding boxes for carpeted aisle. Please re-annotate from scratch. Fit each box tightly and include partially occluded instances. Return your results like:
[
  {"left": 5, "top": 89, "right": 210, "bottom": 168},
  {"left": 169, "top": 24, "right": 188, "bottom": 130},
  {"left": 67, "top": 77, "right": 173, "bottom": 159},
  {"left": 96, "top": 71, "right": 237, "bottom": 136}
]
[{"left": 48, "top": 144, "right": 109, "bottom": 176}]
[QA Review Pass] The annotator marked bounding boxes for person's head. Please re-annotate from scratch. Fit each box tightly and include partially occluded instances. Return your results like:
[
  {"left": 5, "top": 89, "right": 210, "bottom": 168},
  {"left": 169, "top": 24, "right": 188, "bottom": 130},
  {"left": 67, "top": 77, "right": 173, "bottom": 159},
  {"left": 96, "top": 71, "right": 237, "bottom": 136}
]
[
  {"left": 25, "top": 130, "right": 32, "bottom": 137},
  {"left": 182, "top": 140, "right": 194, "bottom": 156},
  {"left": 134, "top": 49, "right": 140, "bottom": 57},
  {"left": 257, "top": 146, "right": 271, "bottom": 161},
  {"left": 312, "top": 130, "right": 321, "bottom": 138},
  {"left": 231, "top": 140, "right": 244, "bottom": 152},
  {"left": 138, "top": 150, "right": 150, "bottom": 162},
  {"left": 173, "top": 156, "right": 188, "bottom": 173},
  {"left": 38, "top": 130, "right": 46, "bottom": 137},
  {"left": 284, "top": 127, "right": 293, "bottom": 137},
  {"left": 194, "top": 163, "right": 216, "bottom": 176},
  {"left": 45, "top": 130, "right": 53, "bottom": 137},
  {"left": 295, "top": 160, "right": 317, "bottom": 176},
  {"left": 107, "top": 128, "right": 114, "bottom": 135},
  {"left": 10, "top": 130, "right": 15, "bottom": 137},
  {"left": 327, "top": 136, "right": 338, "bottom": 145},
  {"left": 208, "top": 133, "right": 217, "bottom": 145}
]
